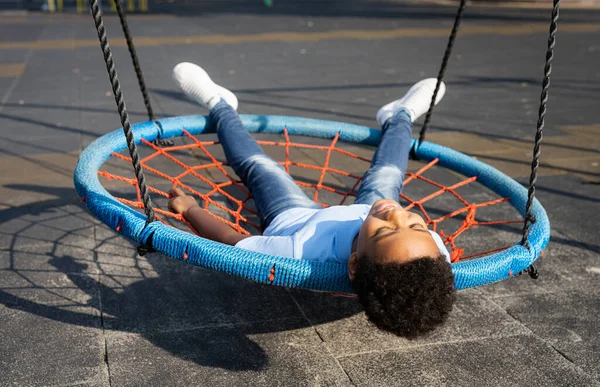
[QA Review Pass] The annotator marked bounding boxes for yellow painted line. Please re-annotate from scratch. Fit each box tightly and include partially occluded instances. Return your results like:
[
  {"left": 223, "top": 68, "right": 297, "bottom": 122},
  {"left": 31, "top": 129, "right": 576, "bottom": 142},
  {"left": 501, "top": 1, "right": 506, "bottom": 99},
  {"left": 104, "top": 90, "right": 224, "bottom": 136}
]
[
  {"left": 0, "top": 63, "right": 25, "bottom": 77},
  {"left": 0, "top": 151, "right": 78, "bottom": 181},
  {"left": 0, "top": 17, "right": 29, "bottom": 23},
  {"left": 0, "top": 23, "right": 599, "bottom": 51},
  {"left": 467, "top": 147, "right": 524, "bottom": 156},
  {"left": 545, "top": 154, "right": 600, "bottom": 162},
  {"left": 561, "top": 124, "right": 600, "bottom": 134}
]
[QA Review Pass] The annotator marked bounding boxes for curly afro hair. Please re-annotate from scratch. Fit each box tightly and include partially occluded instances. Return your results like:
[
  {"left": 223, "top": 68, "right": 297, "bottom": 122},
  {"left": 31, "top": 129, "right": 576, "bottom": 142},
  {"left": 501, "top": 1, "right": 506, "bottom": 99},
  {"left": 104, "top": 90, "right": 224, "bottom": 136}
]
[{"left": 352, "top": 254, "right": 456, "bottom": 338}]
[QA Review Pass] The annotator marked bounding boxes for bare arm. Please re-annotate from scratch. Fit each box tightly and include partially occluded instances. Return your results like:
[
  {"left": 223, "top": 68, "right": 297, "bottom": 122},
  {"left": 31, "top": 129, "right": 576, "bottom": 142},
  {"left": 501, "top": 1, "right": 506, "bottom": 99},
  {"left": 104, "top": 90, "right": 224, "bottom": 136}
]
[
  {"left": 168, "top": 188, "right": 250, "bottom": 246},
  {"left": 182, "top": 206, "right": 250, "bottom": 245}
]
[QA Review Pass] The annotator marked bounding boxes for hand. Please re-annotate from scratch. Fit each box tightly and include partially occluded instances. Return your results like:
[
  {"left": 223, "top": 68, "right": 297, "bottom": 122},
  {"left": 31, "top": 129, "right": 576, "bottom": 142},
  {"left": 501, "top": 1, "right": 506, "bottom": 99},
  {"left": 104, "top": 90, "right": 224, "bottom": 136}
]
[
  {"left": 168, "top": 187, "right": 199, "bottom": 216},
  {"left": 168, "top": 187, "right": 249, "bottom": 246}
]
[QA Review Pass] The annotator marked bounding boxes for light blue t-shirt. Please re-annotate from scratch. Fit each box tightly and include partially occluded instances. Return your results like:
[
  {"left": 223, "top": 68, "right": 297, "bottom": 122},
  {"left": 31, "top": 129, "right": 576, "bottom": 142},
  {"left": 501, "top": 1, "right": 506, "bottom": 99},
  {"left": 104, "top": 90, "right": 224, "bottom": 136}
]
[{"left": 235, "top": 204, "right": 371, "bottom": 264}]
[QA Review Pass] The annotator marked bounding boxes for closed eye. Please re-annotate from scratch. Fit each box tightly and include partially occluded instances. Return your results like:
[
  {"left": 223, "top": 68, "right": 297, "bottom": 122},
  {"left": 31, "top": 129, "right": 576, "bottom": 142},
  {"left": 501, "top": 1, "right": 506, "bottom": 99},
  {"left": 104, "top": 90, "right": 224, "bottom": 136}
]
[
  {"left": 410, "top": 223, "right": 429, "bottom": 232},
  {"left": 373, "top": 226, "right": 394, "bottom": 238}
]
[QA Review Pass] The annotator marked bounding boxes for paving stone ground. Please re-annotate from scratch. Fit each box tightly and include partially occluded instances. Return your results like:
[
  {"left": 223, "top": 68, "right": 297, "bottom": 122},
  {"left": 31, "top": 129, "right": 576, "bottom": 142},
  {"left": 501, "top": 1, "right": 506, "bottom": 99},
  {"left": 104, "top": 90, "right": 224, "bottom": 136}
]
[{"left": 0, "top": 1, "right": 599, "bottom": 386}]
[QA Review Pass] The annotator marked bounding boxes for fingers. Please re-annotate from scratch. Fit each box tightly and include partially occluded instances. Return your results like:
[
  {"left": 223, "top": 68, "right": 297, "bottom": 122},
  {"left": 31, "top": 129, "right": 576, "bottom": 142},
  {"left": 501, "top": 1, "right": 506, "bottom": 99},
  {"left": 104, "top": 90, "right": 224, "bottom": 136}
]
[
  {"left": 167, "top": 200, "right": 176, "bottom": 213},
  {"left": 168, "top": 187, "right": 185, "bottom": 214},
  {"left": 167, "top": 187, "right": 198, "bottom": 215},
  {"left": 168, "top": 187, "right": 185, "bottom": 198}
]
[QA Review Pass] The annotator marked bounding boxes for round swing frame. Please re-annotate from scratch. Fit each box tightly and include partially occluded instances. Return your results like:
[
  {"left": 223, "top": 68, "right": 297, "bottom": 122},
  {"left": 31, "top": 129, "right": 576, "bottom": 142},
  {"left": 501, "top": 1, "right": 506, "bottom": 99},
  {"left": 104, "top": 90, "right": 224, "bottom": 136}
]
[{"left": 74, "top": 115, "right": 550, "bottom": 293}]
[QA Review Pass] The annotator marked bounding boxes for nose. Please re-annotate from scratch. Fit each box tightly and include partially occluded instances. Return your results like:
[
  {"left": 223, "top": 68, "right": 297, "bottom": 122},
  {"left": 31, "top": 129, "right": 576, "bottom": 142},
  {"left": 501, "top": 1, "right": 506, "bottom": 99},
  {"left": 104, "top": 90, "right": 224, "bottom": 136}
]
[{"left": 387, "top": 207, "right": 411, "bottom": 225}]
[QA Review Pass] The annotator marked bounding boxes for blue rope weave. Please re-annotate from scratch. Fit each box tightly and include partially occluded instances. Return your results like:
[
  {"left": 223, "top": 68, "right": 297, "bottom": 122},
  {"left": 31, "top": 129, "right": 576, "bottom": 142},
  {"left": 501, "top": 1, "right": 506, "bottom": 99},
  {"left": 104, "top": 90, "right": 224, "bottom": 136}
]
[{"left": 74, "top": 115, "right": 550, "bottom": 292}]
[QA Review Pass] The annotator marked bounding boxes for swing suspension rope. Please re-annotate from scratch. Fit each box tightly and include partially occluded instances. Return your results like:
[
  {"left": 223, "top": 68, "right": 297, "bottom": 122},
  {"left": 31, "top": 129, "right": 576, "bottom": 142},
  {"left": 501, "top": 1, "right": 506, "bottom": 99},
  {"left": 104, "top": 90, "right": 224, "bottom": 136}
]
[
  {"left": 112, "top": 0, "right": 154, "bottom": 122},
  {"left": 89, "top": 0, "right": 157, "bottom": 255},
  {"left": 87, "top": 0, "right": 559, "bottom": 265},
  {"left": 417, "top": 0, "right": 467, "bottom": 148},
  {"left": 412, "top": 0, "right": 560, "bottom": 276}
]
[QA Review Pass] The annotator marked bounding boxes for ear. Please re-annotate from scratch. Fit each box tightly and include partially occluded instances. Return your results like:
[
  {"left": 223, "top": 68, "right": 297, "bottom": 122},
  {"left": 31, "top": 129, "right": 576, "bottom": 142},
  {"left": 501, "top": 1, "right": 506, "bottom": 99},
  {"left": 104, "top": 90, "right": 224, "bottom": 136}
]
[{"left": 348, "top": 252, "right": 359, "bottom": 281}]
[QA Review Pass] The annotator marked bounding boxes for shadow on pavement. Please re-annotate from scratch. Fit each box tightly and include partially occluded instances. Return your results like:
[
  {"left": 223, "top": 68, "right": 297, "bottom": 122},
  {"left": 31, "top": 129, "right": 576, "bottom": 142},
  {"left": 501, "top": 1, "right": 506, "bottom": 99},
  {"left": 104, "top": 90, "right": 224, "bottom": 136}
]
[
  {"left": 1, "top": 163, "right": 598, "bottom": 369},
  {"left": 0, "top": 184, "right": 358, "bottom": 371}
]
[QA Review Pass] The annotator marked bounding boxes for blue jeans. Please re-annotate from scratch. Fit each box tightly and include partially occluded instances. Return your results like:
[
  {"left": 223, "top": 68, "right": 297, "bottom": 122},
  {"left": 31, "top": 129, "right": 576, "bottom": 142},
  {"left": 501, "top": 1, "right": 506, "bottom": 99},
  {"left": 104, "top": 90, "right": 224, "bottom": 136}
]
[{"left": 210, "top": 100, "right": 412, "bottom": 228}]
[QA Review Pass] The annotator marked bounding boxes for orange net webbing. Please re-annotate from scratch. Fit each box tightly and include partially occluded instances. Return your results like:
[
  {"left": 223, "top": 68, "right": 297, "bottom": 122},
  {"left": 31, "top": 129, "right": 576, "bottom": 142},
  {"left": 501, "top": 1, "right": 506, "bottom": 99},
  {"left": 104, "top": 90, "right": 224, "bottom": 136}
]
[{"left": 99, "top": 128, "right": 523, "bottom": 262}]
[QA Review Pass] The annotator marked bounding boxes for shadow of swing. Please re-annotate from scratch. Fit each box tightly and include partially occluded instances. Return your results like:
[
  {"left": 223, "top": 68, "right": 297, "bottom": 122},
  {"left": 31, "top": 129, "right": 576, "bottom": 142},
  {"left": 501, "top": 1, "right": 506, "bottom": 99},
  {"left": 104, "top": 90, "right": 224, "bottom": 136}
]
[
  {"left": 0, "top": 185, "right": 360, "bottom": 371},
  {"left": 2, "top": 169, "right": 598, "bottom": 371}
]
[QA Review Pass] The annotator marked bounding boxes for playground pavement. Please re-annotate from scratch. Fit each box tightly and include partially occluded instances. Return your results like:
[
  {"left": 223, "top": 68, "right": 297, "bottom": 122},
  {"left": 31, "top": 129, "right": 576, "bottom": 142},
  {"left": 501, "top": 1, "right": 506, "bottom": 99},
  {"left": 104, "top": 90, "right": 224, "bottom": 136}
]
[{"left": 1, "top": 1, "right": 599, "bottom": 386}]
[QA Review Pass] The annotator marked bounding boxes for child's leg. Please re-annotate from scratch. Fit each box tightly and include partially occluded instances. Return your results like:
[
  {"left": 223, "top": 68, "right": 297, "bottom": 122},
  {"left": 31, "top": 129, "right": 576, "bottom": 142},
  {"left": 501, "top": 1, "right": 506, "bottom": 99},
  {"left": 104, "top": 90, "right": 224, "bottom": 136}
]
[
  {"left": 355, "top": 78, "right": 446, "bottom": 205},
  {"left": 210, "top": 100, "right": 319, "bottom": 228},
  {"left": 354, "top": 111, "right": 411, "bottom": 205},
  {"left": 173, "top": 62, "right": 318, "bottom": 228}
]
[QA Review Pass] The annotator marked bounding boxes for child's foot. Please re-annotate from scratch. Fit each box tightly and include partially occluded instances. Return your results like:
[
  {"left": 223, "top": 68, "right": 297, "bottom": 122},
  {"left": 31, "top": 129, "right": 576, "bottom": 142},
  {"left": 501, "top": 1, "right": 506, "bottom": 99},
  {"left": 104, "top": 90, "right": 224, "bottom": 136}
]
[
  {"left": 376, "top": 78, "right": 446, "bottom": 126},
  {"left": 172, "top": 62, "right": 239, "bottom": 110}
]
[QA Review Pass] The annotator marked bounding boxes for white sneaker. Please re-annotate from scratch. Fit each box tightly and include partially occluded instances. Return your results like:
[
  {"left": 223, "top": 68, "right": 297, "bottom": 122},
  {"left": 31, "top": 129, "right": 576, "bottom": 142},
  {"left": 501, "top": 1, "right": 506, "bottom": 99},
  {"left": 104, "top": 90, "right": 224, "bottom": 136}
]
[
  {"left": 172, "top": 62, "right": 239, "bottom": 110},
  {"left": 376, "top": 78, "right": 445, "bottom": 126}
]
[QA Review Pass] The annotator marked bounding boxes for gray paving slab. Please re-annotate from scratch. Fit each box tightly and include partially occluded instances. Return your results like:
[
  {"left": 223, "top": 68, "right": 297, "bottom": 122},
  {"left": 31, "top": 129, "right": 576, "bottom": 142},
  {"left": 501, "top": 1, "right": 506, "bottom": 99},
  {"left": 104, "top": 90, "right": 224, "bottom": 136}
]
[
  {"left": 480, "top": 230, "right": 600, "bottom": 298},
  {"left": 106, "top": 318, "right": 352, "bottom": 387},
  {"left": 0, "top": 78, "right": 16, "bottom": 98},
  {"left": 150, "top": 31, "right": 600, "bottom": 140},
  {"left": 0, "top": 263, "right": 96, "bottom": 304},
  {"left": 1, "top": 204, "right": 112, "bottom": 387},
  {"left": 96, "top": 256, "right": 306, "bottom": 334},
  {"left": 290, "top": 287, "right": 530, "bottom": 356},
  {"left": 4, "top": 10, "right": 598, "bottom": 156},
  {"left": 90, "top": 226, "right": 361, "bottom": 339},
  {"left": 0, "top": 305, "right": 107, "bottom": 387},
  {"left": 1, "top": 3, "right": 600, "bottom": 386},
  {"left": 0, "top": 49, "right": 82, "bottom": 154},
  {"left": 0, "top": 251, "right": 107, "bottom": 387},
  {"left": 0, "top": 22, "right": 42, "bottom": 43},
  {"left": 526, "top": 174, "right": 600, "bottom": 252},
  {"left": 0, "top": 49, "right": 30, "bottom": 66},
  {"left": 338, "top": 334, "right": 600, "bottom": 387},
  {"left": 495, "top": 287, "right": 600, "bottom": 380},
  {"left": 0, "top": 204, "right": 102, "bottom": 282}
]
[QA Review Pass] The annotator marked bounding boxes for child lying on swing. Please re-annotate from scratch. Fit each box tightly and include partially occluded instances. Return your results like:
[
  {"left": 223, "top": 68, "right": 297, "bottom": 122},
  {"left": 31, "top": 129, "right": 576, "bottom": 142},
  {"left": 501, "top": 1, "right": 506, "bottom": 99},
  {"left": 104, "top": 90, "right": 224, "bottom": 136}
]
[{"left": 168, "top": 62, "right": 456, "bottom": 338}]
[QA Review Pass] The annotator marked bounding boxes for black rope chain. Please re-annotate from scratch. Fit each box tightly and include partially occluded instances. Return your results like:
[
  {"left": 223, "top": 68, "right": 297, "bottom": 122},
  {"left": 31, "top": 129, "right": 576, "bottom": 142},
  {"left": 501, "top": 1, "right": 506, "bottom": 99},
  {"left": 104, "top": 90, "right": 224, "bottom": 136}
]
[
  {"left": 112, "top": 0, "right": 173, "bottom": 147},
  {"left": 521, "top": 0, "right": 560, "bottom": 247},
  {"left": 88, "top": 0, "right": 156, "bottom": 231},
  {"left": 519, "top": 0, "right": 560, "bottom": 278},
  {"left": 416, "top": 0, "right": 467, "bottom": 148},
  {"left": 113, "top": 0, "right": 155, "bottom": 122}
]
